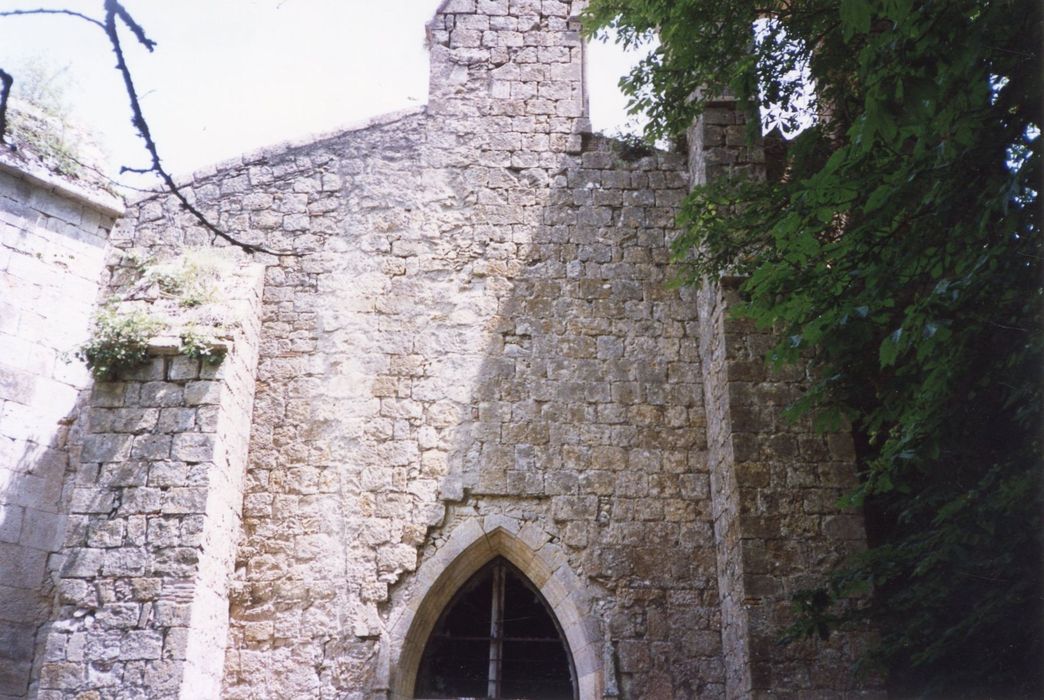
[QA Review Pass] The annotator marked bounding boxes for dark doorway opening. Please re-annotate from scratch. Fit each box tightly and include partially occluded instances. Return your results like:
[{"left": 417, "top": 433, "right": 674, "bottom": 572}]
[{"left": 414, "top": 557, "right": 577, "bottom": 699}]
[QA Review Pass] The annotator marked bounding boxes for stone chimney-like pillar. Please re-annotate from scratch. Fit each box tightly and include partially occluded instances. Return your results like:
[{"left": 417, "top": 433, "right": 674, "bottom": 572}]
[{"left": 426, "top": 0, "right": 589, "bottom": 163}]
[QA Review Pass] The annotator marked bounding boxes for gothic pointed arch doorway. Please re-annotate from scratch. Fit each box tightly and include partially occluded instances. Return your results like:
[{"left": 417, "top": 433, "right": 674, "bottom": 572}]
[
  {"left": 414, "top": 556, "right": 577, "bottom": 699},
  {"left": 380, "top": 517, "right": 606, "bottom": 699}
]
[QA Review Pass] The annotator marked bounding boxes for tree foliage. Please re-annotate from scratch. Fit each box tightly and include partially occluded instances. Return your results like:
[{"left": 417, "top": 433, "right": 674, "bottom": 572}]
[{"left": 583, "top": 0, "right": 1041, "bottom": 695}]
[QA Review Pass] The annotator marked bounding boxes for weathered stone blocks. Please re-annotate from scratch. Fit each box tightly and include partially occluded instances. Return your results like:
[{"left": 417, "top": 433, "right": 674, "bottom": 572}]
[
  {"left": 0, "top": 2, "right": 883, "bottom": 699},
  {"left": 0, "top": 154, "right": 121, "bottom": 699},
  {"left": 32, "top": 262, "right": 263, "bottom": 699},
  {"left": 690, "top": 101, "right": 881, "bottom": 699}
]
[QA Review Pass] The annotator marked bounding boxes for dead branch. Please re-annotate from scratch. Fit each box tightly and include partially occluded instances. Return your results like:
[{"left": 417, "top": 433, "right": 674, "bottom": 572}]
[
  {"left": 0, "top": 2, "right": 296, "bottom": 256},
  {"left": 0, "top": 69, "right": 11, "bottom": 145},
  {"left": 0, "top": 8, "right": 104, "bottom": 29}
]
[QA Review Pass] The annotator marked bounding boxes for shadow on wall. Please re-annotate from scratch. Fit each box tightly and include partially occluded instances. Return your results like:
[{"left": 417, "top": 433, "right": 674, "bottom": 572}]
[
  {"left": 446, "top": 138, "right": 722, "bottom": 699},
  {"left": 0, "top": 163, "right": 117, "bottom": 699},
  {"left": 378, "top": 130, "right": 725, "bottom": 698},
  {"left": 0, "top": 391, "right": 87, "bottom": 699}
]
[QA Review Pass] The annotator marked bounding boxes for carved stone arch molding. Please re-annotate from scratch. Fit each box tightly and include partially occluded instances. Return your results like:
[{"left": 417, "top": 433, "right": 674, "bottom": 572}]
[{"left": 377, "top": 515, "right": 606, "bottom": 699}]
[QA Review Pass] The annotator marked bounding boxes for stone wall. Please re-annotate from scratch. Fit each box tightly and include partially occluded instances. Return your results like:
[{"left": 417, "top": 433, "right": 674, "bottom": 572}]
[
  {"left": 0, "top": 2, "right": 885, "bottom": 698},
  {"left": 399, "top": 130, "right": 721, "bottom": 698},
  {"left": 689, "top": 100, "right": 880, "bottom": 698},
  {"left": 101, "top": 2, "right": 725, "bottom": 697},
  {"left": 0, "top": 162, "right": 121, "bottom": 700},
  {"left": 33, "top": 261, "right": 264, "bottom": 699}
]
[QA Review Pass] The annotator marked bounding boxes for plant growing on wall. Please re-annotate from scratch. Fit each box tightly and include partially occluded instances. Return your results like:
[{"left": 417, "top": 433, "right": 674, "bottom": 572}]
[
  {"left": 179, "top": 325, "right": 226, "bottom": 365},
  {"left": 77, "top": 251, "right": 234, "bottom": 379},
  {"left": 76, "top": 306, "right": 161, "bottom": 380},
  {"left": 144, "top": 249, "right": 226, "bottom": 308},
  {"left": 1, "top": 59, "right": 94, "bottom": 179}
]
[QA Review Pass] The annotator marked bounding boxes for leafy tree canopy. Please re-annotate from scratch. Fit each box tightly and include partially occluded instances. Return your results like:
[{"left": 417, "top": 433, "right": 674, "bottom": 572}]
[{"left": 583, "top": 0, "right": 1041, "bottom": 695}]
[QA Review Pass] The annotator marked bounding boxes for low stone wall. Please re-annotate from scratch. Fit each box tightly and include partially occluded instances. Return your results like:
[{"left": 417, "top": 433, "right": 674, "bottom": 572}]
[
  {"left": 0, "top": 163, "right": 121, "bottom": 700},
  {"left": 33, "top": 261, "right": 263, "bottom": 699}
]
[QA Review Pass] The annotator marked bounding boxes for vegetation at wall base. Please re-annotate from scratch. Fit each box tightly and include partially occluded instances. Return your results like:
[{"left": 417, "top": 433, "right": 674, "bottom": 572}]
[{"left": 583, "top": 0, "right": 1042, "bottom": 695}]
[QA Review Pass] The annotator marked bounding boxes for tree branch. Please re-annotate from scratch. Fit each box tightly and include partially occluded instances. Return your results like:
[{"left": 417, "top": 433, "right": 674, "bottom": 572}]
[
  {"left": 102, "top": 1, "right": 294, "bottom": 256},
  {"left": 0, "top": 2, "right": 297, "bottom": 256},
  {"left": 0, "top": 69, "right": 11, "bottom": 146},
  {"left": 109, "top": 0, "right": 155, "bottom": 50},
  {"left": 0, "top": 8, "right": 105, "bottom": 30}
]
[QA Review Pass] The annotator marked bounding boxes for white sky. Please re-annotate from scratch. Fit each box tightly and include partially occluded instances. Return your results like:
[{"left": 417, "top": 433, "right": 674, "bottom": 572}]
[{"left": 0, "top": 0, "right": 646, "bottom": 184}]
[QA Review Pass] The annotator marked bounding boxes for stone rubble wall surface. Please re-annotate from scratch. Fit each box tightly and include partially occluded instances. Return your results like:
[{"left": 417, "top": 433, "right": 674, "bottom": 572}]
[
  {"left": 0, "top": 165, "right": 119, "bottom": 700},
  {"left": 33, "top": 263, "right": 264, "bottom": 699},
  {"left": 421, "top": 6, "right": 723, "bottom": 694},
  {"left": 101, "top": 1, "right": 726, "bottom": 697},
  {"left": 408, "top": 131, "right": 722, "bottom": 697},
  {"left": 108, "top": 113, "right": 437, "bottom": 698},
  {"left": 0, "top": 1, "right": 884, "bottom": 698},
  {"left": 690, "top": 104, "right": 881, "bottom": 698}
]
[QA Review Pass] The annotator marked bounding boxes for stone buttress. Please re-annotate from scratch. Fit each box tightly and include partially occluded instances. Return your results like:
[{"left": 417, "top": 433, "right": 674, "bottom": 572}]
[{"left": 33, "top": 265, "right": 264, "bottom": 699}]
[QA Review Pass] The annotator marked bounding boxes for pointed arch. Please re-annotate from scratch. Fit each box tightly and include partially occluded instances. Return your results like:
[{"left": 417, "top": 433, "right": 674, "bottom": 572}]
[{"left": 379, "top": 515, "right": 604, "bottom": 699}]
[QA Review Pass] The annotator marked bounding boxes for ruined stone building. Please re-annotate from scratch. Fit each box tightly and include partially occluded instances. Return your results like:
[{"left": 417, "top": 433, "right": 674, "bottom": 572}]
[{"left": 0, "top": 1, "right": 880, "bottom": 698}]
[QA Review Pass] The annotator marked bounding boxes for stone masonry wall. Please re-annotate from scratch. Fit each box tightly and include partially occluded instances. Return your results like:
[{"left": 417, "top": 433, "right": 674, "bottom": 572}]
[
  {"left": 690, "top": 101, "right": 881, "bottom": 698},
  {"left": 421, "top": 4, "right": 723, "bottom": 693},
  {"left": 108, "top": 111, "right": 436, "bottom": 698},
  {"left": 0, "top": 163, "right": 121, "bottom": 700},
  {"left": 33, "top": 262, "right": 264, "bottom": 699},
  {"left": 102, "top": 2, "right": 726, "bottom": 697},
  {"left": 406, "top": 129, "right": 723, "bottom": 697},
  {"left": 2, "top": 2, "right": 886, "bottom": 698}
]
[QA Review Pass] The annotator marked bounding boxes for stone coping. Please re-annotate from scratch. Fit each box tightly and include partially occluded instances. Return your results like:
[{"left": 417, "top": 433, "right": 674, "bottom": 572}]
[
  {"left": 145, "top": 335, "right": 231, "bottom": 355},
  {"left": 0, "top": 157, "right": 125, "bottom": 219},
  {"left": 125, "top": 106, "right": 429, "bottom": 203}
]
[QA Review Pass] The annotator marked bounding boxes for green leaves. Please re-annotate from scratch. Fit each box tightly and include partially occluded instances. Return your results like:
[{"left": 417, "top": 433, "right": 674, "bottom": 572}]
[
  {"left": 588, "top": 0, "right": 1042, "bottom": 694},
  {"left": 840, "top": 0, "right": 872, "bottom": 41},
  {"left": 76, "top": 307, "right": 161, "bottom": 380},
  {"left": 864, "top": 184, "right": 892, "bottom": 214},
  {"left": 878, "top": 328, "right": 901, "bottom": 367}
]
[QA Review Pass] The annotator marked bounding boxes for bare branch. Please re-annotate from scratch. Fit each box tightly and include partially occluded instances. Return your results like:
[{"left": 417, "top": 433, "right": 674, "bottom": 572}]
[
  {"left": 0, "top": 2, "right": 296, "bottom": 256},
  {"left": 0, "top": 8, "right": 105, "bottom": 30},
  {"left": 0, "top": 69, "right": 11, "bottom": 146},
  {"left": 101, "top": 0, "right": 291, "bottom": 256},
  {"left": 109, "top": 1, "right": 155, "bottom": 51},
  {"left": 53, "top": 149, "right": 158, "bottom": 193}
]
